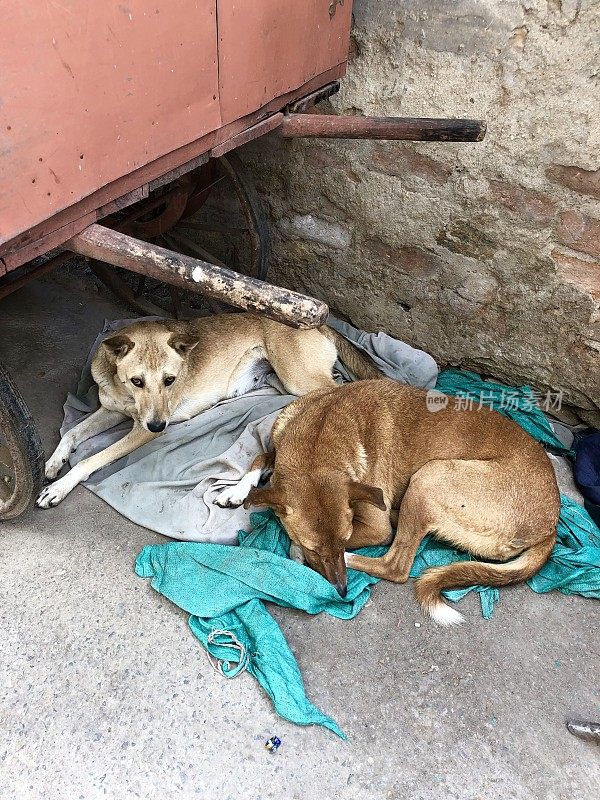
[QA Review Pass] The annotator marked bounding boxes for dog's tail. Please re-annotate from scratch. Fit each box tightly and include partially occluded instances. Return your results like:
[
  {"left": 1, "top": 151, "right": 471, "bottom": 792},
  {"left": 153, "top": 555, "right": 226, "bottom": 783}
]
[
  {"left": 322, "top": 327, "right": 383, "bottom": 380},
  {"left": 414, "top": 533, "right": 556, "bottom": 626}
]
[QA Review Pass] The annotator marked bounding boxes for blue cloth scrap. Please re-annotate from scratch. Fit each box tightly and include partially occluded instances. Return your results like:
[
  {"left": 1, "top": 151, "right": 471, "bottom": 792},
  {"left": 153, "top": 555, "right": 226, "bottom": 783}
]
[
  {"left": 136, "top": 495, "right": 600, "bottom": 736},
  {"left": 529, "top": 494, "right": 600, "bottom": 598},
  {"left": 574, "top": 431, "right": 600, "bottom": 508}
]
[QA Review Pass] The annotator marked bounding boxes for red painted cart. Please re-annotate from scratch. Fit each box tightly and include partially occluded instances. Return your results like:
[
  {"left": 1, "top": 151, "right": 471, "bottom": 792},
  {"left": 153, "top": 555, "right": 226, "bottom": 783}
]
[{"left": 0, "top": 0, "right": 485, "bottom": 518}]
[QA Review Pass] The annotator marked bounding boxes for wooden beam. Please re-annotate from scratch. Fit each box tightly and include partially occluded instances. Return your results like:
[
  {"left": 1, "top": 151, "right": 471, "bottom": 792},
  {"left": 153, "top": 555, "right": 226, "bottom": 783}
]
[
  {"left": 280, "top": 114, "right": 487, "bottom": 142},
  {"left": 211, "top": 114, "right": 284, "bottom": 158},
  {"left": 65, "top": 224, "right": 329, "bottom": 329}
]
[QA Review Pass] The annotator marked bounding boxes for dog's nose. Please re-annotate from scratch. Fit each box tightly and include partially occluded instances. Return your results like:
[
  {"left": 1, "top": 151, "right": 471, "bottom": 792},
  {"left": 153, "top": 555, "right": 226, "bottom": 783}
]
[
  {"left": 334, "top": 580, "right": 348, "bottom": 599},
  {"left": 147, "top": 420, "right": 167, "bottom": 433}
]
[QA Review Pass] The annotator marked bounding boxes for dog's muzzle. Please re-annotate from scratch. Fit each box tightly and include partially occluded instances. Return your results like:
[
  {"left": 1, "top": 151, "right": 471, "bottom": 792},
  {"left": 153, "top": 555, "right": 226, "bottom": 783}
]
[
  {"left": 147, "top": 420, "right": 167, "bottom": 433},
  {"left": 320, "top": 551, "right": 348, "bottom": 598}
]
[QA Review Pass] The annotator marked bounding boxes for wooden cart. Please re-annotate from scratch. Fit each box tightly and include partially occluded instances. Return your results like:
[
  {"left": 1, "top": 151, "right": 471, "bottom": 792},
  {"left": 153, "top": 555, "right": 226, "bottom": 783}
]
[{"left": 0, "top": 1, "right": 485, "bottom": 518}]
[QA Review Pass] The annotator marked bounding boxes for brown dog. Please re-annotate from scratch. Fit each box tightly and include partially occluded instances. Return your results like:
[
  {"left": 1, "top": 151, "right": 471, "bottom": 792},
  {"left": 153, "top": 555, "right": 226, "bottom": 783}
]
[{"left": 226, "top": 379, "right": 560, "bottom": 625}]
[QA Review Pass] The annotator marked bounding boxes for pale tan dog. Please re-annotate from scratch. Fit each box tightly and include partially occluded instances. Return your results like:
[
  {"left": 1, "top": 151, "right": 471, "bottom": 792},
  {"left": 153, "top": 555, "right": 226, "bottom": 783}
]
[
  {"left": 37, "top": 313, "right": 379, "bottom": 508},
  {"left": 221, "top": 379, "right": 560, "bottom": 625}
]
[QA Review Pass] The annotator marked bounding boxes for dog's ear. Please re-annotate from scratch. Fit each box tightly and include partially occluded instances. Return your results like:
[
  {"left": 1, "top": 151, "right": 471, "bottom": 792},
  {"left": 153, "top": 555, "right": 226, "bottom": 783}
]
[
  {"left": 244, "top": 486, "right": 289, "bottom": 515},
  {"left": 168, "top": 334, "right": 200, "bottom": 357},
  {"left": 348, "top": 481, "right": 387, "bottom": 511},
  {"left": 102, "top": 334, "right": 135, "bottom": 360}
]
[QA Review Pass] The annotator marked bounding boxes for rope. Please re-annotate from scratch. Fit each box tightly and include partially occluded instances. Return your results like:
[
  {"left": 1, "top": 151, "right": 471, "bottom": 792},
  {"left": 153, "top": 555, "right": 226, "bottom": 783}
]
[{"left": 206, "top": 628, "right": 249, "bottom": 677}]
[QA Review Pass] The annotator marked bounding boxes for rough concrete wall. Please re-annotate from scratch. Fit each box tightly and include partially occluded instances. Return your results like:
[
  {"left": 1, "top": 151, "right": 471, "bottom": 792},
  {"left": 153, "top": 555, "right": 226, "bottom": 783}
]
[{"left": 241, "top": 0, "right": 600, "bottom": 421}]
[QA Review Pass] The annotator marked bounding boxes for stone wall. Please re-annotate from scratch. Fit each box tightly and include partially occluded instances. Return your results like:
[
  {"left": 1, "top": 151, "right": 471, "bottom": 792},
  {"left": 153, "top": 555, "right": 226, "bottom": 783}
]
[{"left": 240, "top": 0, "right": 600, "bottom": 422}]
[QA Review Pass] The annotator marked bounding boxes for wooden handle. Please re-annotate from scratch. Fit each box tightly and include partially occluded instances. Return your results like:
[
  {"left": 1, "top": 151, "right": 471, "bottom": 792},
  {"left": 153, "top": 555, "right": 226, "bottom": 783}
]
[
  {"left": 65, "top": 224, "right": 329, "bottom": 329},
  {"left": 280, "top": 114, "right": 486, "bottom": 142}
]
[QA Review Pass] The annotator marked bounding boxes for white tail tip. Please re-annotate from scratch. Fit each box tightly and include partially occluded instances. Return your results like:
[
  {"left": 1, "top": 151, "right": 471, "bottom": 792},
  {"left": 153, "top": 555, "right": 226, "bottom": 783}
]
[{"left": 427, "top": 601, "right": 465, "bottom": 627}]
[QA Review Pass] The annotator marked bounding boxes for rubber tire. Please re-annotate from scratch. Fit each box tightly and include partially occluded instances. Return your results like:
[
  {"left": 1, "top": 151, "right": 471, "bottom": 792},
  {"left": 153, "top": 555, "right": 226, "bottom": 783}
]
[{"left": 0, "top": 361, "right": 45, "bottom": 520}]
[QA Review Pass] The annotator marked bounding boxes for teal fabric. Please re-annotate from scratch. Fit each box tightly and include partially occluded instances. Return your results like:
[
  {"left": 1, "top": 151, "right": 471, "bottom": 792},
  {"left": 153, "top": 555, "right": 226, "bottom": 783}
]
[
  {"left": 135, "top": 369, "right": 600, "bottom": 736},
  {"left": 135, "top": 497, "right": 600, "bottom": 736},
  {"left": 135, "top": 510, "right": 386, "bottom": 738},
  {"left": 529, "top": 495, "right": 600, "bottom": 598},
  {"left": 435, "top": 369, "right": 572, "bottom": 455}
]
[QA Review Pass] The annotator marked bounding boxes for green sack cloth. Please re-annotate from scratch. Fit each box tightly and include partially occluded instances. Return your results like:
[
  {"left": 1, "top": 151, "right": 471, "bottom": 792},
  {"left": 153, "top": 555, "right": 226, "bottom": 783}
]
[
  {"left": 136, "top": 495, "right": 600, "bottom": 736},
  {"left": 136, "top": 510, "right": 386, "bottom": 739},
  {"left": 528, "top": 494, "right": 600, "bottom": 598}
]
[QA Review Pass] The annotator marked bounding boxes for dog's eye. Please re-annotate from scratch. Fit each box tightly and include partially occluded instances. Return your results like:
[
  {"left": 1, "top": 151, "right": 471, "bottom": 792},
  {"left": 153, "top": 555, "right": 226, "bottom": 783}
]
[
  {"left": 131, "top": 377, "right": 144, "bottom": 388},
  {"left": 164, "top": 376, "right": 176, "bottom": 386}
]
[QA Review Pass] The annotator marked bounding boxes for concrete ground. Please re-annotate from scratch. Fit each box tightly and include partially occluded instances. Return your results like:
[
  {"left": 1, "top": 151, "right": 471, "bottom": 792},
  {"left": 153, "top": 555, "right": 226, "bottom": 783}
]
[{"left": 0, "top": 272, "right": 598, "bottom": 800}]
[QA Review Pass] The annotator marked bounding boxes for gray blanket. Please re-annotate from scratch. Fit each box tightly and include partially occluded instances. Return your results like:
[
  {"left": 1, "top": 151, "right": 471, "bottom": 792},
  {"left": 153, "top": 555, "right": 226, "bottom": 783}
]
[{"left": 63, "top": 317, "right": 438, "bottom": 543}]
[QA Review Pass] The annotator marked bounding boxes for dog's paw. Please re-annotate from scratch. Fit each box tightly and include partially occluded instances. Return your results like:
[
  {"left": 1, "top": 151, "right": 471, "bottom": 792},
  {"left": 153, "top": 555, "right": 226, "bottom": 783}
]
[
  {"left": 44, "top": 454, "right": 67, "bottom": 481},
  {"left": 289, "top": 544, "right": 305, "bottom": 564},
  {"left": 36, "top": 477, "right": 73, "bottom": 509},
  {"left": 214, "top": 485, "right": 245, "bottom": 509}
]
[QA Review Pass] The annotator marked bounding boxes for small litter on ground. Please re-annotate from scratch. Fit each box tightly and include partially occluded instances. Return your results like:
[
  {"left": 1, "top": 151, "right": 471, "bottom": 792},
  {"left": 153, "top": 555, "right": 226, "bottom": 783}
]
[{"left": 265, "top": 736, "right": 282, "bottom": 753}]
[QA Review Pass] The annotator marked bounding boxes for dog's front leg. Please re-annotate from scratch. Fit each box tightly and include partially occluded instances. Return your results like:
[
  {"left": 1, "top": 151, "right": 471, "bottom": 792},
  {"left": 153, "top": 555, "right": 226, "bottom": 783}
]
[
  {"left": 214, "top": 451, "right": 275, "bottom": 509},
  {"left": 44, "top": 407, "right": 127, "bottom": 480},
  {"left": 36, "top": 424, "right": 158, "bottom": 508}
]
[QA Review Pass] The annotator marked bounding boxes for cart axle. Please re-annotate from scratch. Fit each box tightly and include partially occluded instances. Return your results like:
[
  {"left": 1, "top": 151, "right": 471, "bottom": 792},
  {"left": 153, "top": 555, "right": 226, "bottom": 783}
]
[{"left": 65, "top": 224, "right": 328, "bottom": 329}]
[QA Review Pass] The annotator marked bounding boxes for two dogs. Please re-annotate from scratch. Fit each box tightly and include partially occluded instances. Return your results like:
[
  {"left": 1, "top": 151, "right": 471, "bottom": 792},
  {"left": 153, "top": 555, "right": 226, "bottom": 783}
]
[{"left": 39, "top": 313, "right": 559, "bottom": 624}]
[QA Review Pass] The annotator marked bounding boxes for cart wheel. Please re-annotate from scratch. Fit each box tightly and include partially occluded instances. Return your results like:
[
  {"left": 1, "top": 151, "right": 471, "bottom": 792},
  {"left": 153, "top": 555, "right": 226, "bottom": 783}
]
[
  {"left": 0, "top": 361, "right": 45, "bottom": 520},
  {"left": 92, "top": 152, "right": 270, "bottom": 318}
]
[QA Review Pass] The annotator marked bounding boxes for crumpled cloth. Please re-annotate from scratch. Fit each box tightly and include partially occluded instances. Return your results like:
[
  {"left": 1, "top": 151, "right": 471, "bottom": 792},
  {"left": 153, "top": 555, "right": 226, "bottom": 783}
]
[{"left": 135, "top": 510, "right": 384, "bottom": 739}]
